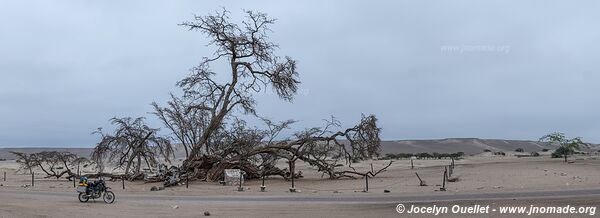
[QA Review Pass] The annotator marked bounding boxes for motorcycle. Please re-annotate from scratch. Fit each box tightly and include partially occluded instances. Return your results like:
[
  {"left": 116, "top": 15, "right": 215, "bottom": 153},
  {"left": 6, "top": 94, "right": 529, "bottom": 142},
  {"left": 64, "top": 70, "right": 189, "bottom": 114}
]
[{"left": 76, "top": 178, "right": 115, "bottom": 204}]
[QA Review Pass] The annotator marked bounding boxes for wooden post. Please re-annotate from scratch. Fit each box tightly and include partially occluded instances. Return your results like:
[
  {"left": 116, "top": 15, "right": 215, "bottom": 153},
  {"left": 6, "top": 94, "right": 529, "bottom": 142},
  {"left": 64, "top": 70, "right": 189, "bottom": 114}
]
[
  {"left": 31, "top": 173, "right": 34, "bottom": 187},
  {"left": 444, "top": 170, "right": 447, "bottom": 187},
  {"left": 289, "top": 160, "right": 296, "bottom": 192},
  {"left": 122, "top": 178, "right": 125, "bottom": 190},
  {"left": 364, "top": 175, "right": 369, "bottom": 192},
  {"left": 448, "top": 165, "right": 452, "bottom": 177},
  {"left": 411, "top": 159, "right": 414, "bottom": 169},
  {"left": 237, "top": 171, "right": 244, "bottom": 192},
  {"left": 415, "top": 172, "right": 425, "bottom": 186},
  {"left": 3, "top": 171, "right": 5, "bottom": 181},
  {"left": 186, "top": 172, "right": 189, "bottom": 189},
  {"left": 291, "top": 170, "right": 295, "bottom": 189},
  {"left": 77, "top": 165, "right": 80, "bottom": 176},
  {"left": 260, "top": 175, "right": 266, "bottom": 192},
  {"left": 73, "top": 176, "right": 76, "bottom": 187},
  {"left": 445, "top": 166, "right": 449, "bottom": 179},
  {"left": 440, "top": 168, "right": 447, "bottom": 191}
]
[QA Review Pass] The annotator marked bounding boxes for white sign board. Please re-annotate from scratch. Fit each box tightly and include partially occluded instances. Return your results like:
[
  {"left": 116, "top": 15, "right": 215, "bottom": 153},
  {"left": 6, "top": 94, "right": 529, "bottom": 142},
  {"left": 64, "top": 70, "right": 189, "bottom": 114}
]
[{"left": 224, "top": 169, "right": 244, "bottom": 186}]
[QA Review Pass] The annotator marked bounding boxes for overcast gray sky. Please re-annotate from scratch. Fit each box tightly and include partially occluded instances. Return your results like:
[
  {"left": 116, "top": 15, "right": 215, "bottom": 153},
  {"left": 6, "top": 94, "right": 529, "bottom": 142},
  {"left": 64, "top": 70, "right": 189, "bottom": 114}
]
[{"left": 1, "top": 1, "right": 599, "bottom": 147}]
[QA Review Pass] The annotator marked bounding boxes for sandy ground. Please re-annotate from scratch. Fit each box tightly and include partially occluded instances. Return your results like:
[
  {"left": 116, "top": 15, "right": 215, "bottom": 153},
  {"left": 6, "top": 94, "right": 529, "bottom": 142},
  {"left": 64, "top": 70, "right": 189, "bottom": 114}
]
[
  {"left": 1, "top": 156, "right": 599, "bottom": 217},
  {"left": 1, "top": 192, "right": 598, "bottom": 218}
]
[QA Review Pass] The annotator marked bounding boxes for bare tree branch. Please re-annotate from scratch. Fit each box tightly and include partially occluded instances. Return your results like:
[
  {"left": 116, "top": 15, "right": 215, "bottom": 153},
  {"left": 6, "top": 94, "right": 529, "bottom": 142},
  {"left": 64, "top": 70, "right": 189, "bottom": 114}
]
[{"left": 91, "top": 117, "right": 174, "bottom": 180}]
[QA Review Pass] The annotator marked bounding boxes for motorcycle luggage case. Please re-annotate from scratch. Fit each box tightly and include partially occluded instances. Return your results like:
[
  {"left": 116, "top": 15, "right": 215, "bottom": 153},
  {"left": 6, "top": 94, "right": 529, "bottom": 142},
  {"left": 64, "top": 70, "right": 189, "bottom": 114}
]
[{"left": 76, "top": 186, "right": 87, "bottom": 193}]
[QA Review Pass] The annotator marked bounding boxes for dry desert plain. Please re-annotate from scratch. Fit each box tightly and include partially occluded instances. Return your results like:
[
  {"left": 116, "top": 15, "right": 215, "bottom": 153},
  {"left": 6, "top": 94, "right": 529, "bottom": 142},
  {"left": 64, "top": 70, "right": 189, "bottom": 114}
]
[{"left": 1, "top": 155, "right": 600, "bottom": 217}]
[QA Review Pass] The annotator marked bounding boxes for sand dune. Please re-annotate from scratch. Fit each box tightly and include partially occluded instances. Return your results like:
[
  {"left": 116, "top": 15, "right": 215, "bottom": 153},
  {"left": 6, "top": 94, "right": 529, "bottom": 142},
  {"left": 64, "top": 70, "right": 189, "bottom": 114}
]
[{"left": 380, "top": 138, "right": 561, "bottom": 155}]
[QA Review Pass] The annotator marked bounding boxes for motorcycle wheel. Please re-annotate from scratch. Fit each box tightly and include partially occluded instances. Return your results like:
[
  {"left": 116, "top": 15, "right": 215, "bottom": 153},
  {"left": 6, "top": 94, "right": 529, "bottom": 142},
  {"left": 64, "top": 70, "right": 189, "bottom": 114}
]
[
  {"left": 78, "top": 192, "right": 89, "bottom": 203},
  {"left": 103, "top": 191, "right": 115, "bottom": 204}
]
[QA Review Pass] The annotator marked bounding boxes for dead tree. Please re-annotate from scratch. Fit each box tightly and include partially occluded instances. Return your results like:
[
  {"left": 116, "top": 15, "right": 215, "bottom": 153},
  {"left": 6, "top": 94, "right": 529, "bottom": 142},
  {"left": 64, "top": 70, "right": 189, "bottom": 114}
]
[
  {"left": 91, "top": 117, "right": 174, "bottom": 179},
  {"left": 177, "top": 8, "right": 300, "bottom": 160},
  {"left": 152, "top": 94, "right": 209, "bottom": 158},
  {"left": 181, "top": 114, "right": 390, "bottom": 181},
  {"left": 252, "top": 114, "right": 389, "bottom": 180},
  {"left": 183, "top": 118, "right": 277, "bottom": 181},
  {"left": 150, "top": 9, "right": 390, "bottom": 183},
  {"left": 12, "top": 151, "right": 79, "bottom": 180},
  {"left": 10, "top": 151, "right": 36, "bottom": 175},
  {"left": 34, "top": 151, "right": 77, "bottom": 180}
]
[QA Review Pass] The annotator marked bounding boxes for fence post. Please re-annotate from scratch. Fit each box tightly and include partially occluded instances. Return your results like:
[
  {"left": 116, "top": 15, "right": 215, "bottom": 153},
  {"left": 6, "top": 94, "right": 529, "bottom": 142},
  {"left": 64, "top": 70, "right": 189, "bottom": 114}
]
[
  {"left": 31, "top": 173, "right": 34, "bottom": 187},
  {"left": 3, "top": 171, "right": 5, "bottom": 181},
  {"left": 290, "top": 170, "right": 296, "bottom": 192},
  {"left": 186, "top": 171, "right": 189, "bottom": 189},
  {"left": 364, "top": 175, "right": 369, "bottom": 192},
  {"left": 415, "top": 172, "right": 426, "bottom": 186},
  {"left": 237, "top": 171, "right": 244, "bottom": 192},
  {"left": 440, "top": 168, "right": 447, "bottom": 191},
  {"left": 260, "top": 175, "right": 266, "bottom": 192},
  {"left": 445, "top": 166, "right": 449, "bottom": 180},
  {"left": 122, "top": 178, "right": 125, "bottom": 190},
  {"left": 411, "top": 159, "right": 414, "bottom": 169}
]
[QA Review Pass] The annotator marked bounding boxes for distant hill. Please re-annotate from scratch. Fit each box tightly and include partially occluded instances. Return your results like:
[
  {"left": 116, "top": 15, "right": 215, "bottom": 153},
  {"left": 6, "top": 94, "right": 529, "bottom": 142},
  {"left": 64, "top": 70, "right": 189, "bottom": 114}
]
[
  {"left": 0, "top": 147, "right": 93, "bottom": 160},
  {"left": 0, "top": 146, "right": 187, "bottom": 160},
  {"left": 1, "top": 138, "right": 597, "bottom": 160},
  {"left": 380, "top": 138, "right": 559, "bottom": 155}
]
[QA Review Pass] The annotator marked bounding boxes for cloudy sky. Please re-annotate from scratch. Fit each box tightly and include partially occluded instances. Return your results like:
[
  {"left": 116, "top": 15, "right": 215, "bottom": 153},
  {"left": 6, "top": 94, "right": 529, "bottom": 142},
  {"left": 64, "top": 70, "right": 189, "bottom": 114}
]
[{"left": 1, "top": 1, "right": 599, "bottom": 147}]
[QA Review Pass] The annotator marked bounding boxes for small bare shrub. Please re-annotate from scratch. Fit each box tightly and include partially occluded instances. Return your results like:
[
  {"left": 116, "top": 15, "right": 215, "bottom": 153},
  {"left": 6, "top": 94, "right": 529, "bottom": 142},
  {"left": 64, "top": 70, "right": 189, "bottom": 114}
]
[{"left": 448, "top": 177, "right": 460, "bottom": 182}]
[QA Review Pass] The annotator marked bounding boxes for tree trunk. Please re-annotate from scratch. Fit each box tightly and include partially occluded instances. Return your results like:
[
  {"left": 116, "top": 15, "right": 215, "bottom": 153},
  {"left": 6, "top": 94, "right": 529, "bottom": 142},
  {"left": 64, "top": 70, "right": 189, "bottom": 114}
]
[
  {"left": 136, "top": 156, "right": 142, "bottom": 174},
  {"left": 205, "top": 143, "right": 209, "bottom": 156},
  {"left": 183, "top": 143, "right": 189, "bottom": 159},
  {"left": 144, "top": 156, "right": 153, "bottom": 172},
  {"left": 124, "top": 155, "right": 136, "bottom": 175},
  {"left": 288, "top": 159, "right": 295, "bottom": 180}
]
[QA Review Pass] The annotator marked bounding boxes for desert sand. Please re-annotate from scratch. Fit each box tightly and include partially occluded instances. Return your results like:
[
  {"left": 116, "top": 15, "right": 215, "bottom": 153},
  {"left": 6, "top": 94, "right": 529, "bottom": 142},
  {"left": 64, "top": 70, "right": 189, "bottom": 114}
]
[{"left": 1, "top": 154, "right": 600, "bottom": 217}]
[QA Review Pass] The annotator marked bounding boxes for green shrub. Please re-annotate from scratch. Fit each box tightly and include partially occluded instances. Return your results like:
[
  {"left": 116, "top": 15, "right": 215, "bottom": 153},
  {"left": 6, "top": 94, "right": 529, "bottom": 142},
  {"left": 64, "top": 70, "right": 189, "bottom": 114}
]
[
  {"left": 551, "top": 152, "right": 562, "bottom": 158},
  {"left": 551, "top": 147, "right": 572, "bottom": 158}
]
